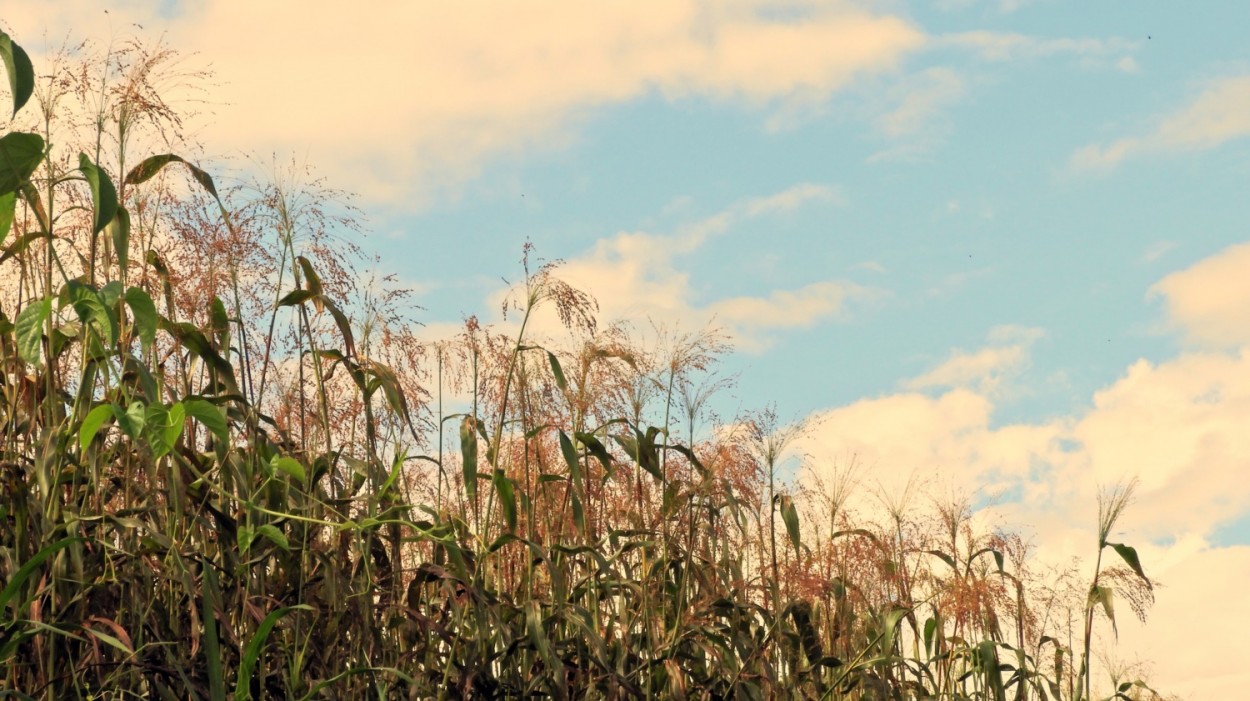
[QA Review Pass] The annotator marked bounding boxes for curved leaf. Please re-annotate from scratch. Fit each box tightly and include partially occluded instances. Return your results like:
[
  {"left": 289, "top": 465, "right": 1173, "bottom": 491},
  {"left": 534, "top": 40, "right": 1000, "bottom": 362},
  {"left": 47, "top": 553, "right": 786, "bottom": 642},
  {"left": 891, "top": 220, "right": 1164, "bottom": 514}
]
[
  {"left": 0, "top": 31, "right": 35, "bottom": 117},
  {"left": 78, "top": 153, "right": 118, "bottom": 235},
  {"left": 234, "top": 605, "right": 311, "bottom": 701},
  {"left": 108, "top": 206, "right": 130, "bottom": 270},
  {"left": 14, "top": 296, "right": 50, "bottom": 366},
  {"left": 184, "top": 398, "right": 229, "bottom": 445},
  {"left": 124, "top": 287, "right": 157, "bottom": 353},
  {"left": 78, "top": 403, "right": 117, "bottom": 453},
  {"left": 0, "top": 190, "right": 14, "bottom": 247},
  {"left": 1106, "top": 541, "right": 1149, "bottom": 586},
  {"left": 0, "top": 132, "right": 44, "bottom": 196}
]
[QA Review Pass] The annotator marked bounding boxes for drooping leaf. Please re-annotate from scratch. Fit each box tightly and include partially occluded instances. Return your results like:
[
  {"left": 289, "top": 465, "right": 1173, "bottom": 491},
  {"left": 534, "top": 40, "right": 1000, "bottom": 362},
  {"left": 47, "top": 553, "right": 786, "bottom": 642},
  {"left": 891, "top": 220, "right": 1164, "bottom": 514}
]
[
  {"left": 124, "top": 153, "right": 220, "bottom": 200},
  {"left": 124, "top": 287, "right": 157, "bottom": 353},
  {"left": 184, "top": 398, "right": 229, "bottom": 445},
  {"left": 493, "top": 469, "right": 517, "bottom": 532},
  {"left": 14, "top": 296, "right": 50, "bottom": 366},
  {"left": 0, "top": 190, "right": 14, "bottom": 246},
  {"left": 78, "top": 403, "right": 117, "bottom": 453},
  {"left": 108, "top": 207, "right": 130, "bottom": 271},
  {"left": 0, "top": 31, "right": 35, "bottom": 117},
  {"left": 78, "top": 153, "right": 118, "bottom": 234},
  {"left": 271, "top": 456, "right": 306, "bottom": 484},
  {"left": 559, "top": 431, "right": 586, "bottom": 535},
  {"left": 0, "top": 132, "right": 43, "bottom": 197},
  {"left": 276, "top": 289, "right": 316, "bottom": 308},
  {"left": 65, "top": 280, "right": 118, "bottom": 347},
  {"left": 1106, "top": 542, "right": 1150, "bottom": 586},
  {"left": 547, "top": 351, "right": 567, "bottom": 391},
  {"left": 255, "top": 524, "right": 289, "bottom": 551}
]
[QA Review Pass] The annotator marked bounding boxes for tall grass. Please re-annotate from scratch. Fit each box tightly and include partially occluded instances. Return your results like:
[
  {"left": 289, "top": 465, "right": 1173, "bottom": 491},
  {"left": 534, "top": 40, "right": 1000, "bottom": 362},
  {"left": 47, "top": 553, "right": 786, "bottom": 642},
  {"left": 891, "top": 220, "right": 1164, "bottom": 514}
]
[{"left": 0, "top": 29, "right": 1171, "bottom": 699}]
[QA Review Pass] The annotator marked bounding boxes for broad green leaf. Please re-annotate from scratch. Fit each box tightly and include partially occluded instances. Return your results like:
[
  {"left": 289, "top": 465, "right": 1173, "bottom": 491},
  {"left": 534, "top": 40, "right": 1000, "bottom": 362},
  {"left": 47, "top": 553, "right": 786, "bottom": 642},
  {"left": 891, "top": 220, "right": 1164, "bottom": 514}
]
[
  {"left": 78, "top": 403, "right": 117, "bottom": 453},
  {"left": 0, "top": 31, "right": 34, "bottom": 117},
  {"left": 0, "top": 132, "right": 43, "bottom": 199},
  {"left": 460, "top": 416, "right": 478, "bottom": 503},
  {"left": 234, "top": 606, "right": 311, "bottom": 701},
  {"left": 1107, "top": 541, "right": 1150, "bottom": 585},
  {"left": 78, "top": 153, "right": 118, "bottom": 234},
  {"left": 0, "top": 190, "right": 14, "bottom": 246},
  {"left": 255, "top": 524, "right": 289, "bottom": 551},
  {"left": 65, "top": 280, "right": 118, "bottom": 347},
  {"left": 143, "top": 402, "right": 182, "bottom": 459},
  {"left": 184, "top": 399, "right": 229, "bottom": 445},
  {"left": 272, "top": 456, "right": 306, "bottom": 484},
  {"left": 236, "top": 525, "right": 254, "bottom": 554},
  {"left": 107, "top": 207, "right": 130, "bottom": 270},
  {"left": 14, "top": 296, "right": 50, "bottom": 365},
  {"left": 124, "top": 287, "right": 157, "bottom": 353},
  {"left": 115, "top": 401, "right": 146, "bottom": 439}
]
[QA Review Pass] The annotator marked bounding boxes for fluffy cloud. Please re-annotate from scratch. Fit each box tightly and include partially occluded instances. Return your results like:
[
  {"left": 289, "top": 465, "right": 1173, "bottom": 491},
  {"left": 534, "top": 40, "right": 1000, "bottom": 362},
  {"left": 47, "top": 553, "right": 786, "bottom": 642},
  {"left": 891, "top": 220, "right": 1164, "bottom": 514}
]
[
  {"left": 1072, "top": 75, "right": 1250, "bottom": 171},
  {"left": 904, "top": 325, "right": 1043, "bottom": 396},
  {"left": 5, "top": 0, "right": 923, "bottom": 205},
  {"left": 526, "top": 183, "right": 869, "bottom": 350},
  {"left": 1150, "top": 241, "right": 1250, "bottom": 348},
  {"left": 797, "top": 308, "right": 1250, "bottom": 695}
]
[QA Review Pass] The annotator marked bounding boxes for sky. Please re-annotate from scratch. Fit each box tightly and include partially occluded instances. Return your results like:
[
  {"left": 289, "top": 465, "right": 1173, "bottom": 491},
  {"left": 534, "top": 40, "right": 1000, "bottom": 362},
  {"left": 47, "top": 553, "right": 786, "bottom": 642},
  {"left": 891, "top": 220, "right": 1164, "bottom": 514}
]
[{"left": 7, "top": 1, "right": 1250, "bottom": 696}]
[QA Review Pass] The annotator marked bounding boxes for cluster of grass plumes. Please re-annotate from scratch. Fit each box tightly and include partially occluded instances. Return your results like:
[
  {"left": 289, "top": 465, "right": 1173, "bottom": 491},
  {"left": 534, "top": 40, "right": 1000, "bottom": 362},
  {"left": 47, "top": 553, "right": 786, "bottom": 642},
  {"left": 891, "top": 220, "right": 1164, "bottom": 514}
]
[{"left": 0, "top": 30, "right": 1171, "bottom": 700}]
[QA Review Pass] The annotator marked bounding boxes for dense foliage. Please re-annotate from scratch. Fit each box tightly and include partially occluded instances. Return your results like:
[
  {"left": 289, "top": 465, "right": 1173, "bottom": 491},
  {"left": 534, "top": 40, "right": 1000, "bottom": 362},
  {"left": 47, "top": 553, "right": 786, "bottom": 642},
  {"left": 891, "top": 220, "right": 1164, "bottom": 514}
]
[{"left": 0, "top": 30, "right": 1167, "bottom": 699}]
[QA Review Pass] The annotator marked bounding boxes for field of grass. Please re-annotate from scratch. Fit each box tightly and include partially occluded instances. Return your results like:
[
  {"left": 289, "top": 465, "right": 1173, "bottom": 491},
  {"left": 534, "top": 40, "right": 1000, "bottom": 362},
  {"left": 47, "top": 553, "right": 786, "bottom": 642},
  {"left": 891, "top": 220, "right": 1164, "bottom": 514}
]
[{"left": 0, "top": 30, "right": 1169, "bottom": 699}]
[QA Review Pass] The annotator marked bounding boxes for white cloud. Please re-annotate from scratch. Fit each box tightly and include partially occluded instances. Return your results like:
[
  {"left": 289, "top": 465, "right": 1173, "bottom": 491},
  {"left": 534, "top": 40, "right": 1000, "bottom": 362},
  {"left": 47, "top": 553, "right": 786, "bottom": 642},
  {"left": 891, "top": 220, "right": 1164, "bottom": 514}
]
[
  {"left": 797, "top": 336, "right": 1250, "bottom": 697},
  {"left": 941, "top": 31, "right": 1137, "bottom": 62},
  {"left": 877, "top": 67, "right": 966, "bottom": 138},
  {"left": 1072, "top": 75, "right": 1250, "bottom": 171},
  {"left": 905, "top": 325, "right": 1043, "bottom": 396},
  {"left": 533, "top": 183, "right": 867, "bottom": 350},
  {"left": 1150, "top": 241, "right": 1250, "bottom": 348},
  {"left": 6, "top": 1, "right": 923, "bottom": 206}
]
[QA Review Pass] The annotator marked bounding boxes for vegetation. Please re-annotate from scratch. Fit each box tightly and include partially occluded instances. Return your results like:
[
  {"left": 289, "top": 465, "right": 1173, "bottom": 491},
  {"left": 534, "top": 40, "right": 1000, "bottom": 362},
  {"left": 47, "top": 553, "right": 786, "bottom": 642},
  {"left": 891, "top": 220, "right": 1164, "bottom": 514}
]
[{"left": 0, "top": 30, "right": 1169, "bottom": 699}]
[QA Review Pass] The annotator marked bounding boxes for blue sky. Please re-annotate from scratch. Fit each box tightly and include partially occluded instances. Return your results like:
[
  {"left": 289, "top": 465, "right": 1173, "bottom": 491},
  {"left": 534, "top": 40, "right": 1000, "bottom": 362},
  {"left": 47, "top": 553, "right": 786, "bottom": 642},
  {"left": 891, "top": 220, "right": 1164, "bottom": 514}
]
[{"left": 10, "top": 1, "right": 1250, "bottom": 695}]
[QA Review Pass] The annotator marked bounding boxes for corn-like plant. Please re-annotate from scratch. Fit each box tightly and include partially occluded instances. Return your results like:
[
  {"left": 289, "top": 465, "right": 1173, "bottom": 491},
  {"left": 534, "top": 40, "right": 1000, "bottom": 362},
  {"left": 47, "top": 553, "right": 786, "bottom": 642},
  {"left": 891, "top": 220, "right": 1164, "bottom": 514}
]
[{"left": 0, "top": 28, "right": 1174, "bottom": 700}]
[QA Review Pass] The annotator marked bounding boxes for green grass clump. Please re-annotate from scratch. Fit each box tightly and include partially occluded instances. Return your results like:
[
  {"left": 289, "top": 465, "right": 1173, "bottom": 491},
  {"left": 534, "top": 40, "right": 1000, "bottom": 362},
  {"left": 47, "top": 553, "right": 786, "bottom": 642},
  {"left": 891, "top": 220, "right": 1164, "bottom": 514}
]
[{"left": 0, "top": 29, "right": 1169, "bottom": 700}]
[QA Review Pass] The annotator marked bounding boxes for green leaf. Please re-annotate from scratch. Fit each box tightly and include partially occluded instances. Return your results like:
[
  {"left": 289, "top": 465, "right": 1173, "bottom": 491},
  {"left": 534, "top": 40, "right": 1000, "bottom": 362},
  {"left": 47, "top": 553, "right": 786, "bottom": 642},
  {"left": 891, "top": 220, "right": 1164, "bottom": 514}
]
[
  {"left": 276, "top": 289, "right": 316, "bottom": 308},
  {"left": 14, "top": 296, "right": 50, "bottom": 366},
  {"left": 0, "top": 537, "right": 83, "bottom": 614},
  {"left": 78, "top": 403, "right": 117, "bottom": 453},
  {"left": 559, "top": 431, "right": 586, "bottom": 535},
  {"left": 124, "top": 153, "right": 220, "bottom": 200},
  {"left": 0, "top": 132, "right": 43, "bottom": 199},
  {"left": 460, "top": 416, "right": 478, "bottom": 503},
  {"left": 0, "top": 190, "right": 14, "bottom": 247},
  {"left": 184, "top": 399, "right": 229, "bottom": 445},
  {"left": 255, "top": 524, "right": 289, "bottom": 551},
  {"left": 493, "top": 469, "right": 517, "bottom": 532},
  {"left": 1106, "top": 542, "right": 1150, "bottom": 586},
  {"left": 272, "top": 456, "right": 306, "bottom": 484},
  {"left": 143, "top": 402, "right": 182, "bottom": 459},
  {"left": 124, "top": 287, "right": 157, "bottom": 353},
  {"left": 65, "top": 280, "right": 118, "bottom": 347},
  {"left": 115, "top": 401, "right": 146, "bottom": 439},
  {"left": 0, "top": 31, "right": 35, "bottom": 117},
  {"left": 779, "top": 494, "right": 801, "bottom": 554},
  {"left": 234, "top": 605, "right": 311, "bottom": 701},
  {"left": 78, "top": 153, "right": 118, "bottom": 235},
  {"left": 547, "top": 351, "right": 567, "bottom": 391},
  {"left": 108, "top": 207, "right": 130, "bottom": 270}
]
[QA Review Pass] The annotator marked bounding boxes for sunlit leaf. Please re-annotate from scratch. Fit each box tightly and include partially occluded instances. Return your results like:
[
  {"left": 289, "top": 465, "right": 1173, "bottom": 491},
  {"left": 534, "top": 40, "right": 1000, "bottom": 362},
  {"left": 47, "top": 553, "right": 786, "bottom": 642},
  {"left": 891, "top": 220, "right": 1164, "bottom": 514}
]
[
  {"left": 78, "top": 153, "right": 118, "bottom": 234},
  {"left": 14, "top": 296, "right": 50, "bottom": 366},
  {"left": 0, "top": 31, "right": 35, "bottom": 117},
  {"left": 78, "top": 403, "right": 117, "bottom": 453},
  {"left": 0, "top": 132, "right": 43, "bottom": 199}
]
